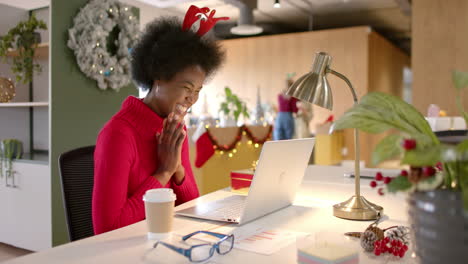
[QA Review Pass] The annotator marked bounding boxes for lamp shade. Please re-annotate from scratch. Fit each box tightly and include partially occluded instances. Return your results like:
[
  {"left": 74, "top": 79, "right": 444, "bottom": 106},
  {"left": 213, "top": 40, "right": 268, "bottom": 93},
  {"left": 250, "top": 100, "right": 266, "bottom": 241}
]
[{"left": 285, "top": 52, "right": 333, "bottom": 110}]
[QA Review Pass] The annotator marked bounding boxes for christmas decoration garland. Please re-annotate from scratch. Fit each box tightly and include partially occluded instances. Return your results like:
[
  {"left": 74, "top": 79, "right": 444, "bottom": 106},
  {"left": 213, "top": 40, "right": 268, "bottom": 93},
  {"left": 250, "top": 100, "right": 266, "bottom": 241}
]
[
  {"left": 67, "top": 0, "right": 139, "bottom": 91},
  {"left": 207, "top": 125, "right": 272, "bottom": 152}
]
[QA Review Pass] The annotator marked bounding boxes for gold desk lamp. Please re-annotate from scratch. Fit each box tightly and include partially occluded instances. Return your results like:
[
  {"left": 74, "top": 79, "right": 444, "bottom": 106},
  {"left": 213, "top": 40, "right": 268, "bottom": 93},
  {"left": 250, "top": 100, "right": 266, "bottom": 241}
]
[{"left": 286, "top": 51, "right": 383, "bottom": 220}]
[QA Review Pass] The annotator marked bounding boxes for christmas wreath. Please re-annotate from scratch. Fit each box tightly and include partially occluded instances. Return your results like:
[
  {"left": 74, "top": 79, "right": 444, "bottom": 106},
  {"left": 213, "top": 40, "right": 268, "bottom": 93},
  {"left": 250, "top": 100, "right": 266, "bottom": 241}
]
[{"left": 67, "top": 0, "right": 139, "bottom": 91}]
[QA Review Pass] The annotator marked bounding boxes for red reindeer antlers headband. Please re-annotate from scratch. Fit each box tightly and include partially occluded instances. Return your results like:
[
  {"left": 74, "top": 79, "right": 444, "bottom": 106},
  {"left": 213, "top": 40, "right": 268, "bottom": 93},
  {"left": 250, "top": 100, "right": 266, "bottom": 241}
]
[{"left": 182, "top": 5, "right": 229, "bottom": 36}]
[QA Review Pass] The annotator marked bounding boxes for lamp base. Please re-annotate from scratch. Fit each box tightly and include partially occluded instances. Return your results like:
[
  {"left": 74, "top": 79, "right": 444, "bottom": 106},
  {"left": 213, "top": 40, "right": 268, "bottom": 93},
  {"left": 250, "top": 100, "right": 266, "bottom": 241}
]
[{"left": 333, "top": 196, "right": 383, "bottom": 220}]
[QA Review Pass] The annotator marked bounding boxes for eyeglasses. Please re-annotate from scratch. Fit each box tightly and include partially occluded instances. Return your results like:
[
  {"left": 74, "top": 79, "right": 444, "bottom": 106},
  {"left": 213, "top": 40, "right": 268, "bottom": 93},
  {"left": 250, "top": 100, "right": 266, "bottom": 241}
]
[{"left": 153, "top": 230, "right": 235, "bottom": 262}]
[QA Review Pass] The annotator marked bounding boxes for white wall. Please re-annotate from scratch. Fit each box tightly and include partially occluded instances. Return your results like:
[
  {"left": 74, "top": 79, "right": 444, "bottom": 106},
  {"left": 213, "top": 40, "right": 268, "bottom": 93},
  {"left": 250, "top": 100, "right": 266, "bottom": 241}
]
[{"left": 121, "top": 0, "right": 183, "bottom": 30}]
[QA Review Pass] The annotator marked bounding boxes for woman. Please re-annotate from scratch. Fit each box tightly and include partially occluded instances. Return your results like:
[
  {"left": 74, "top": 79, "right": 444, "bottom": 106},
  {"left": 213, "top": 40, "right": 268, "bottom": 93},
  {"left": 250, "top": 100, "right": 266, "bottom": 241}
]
[
  {"left": 273, "top": 78, "right": 298, "bottom": 140},
  {"left": 92, "top": 13, "right": 226, "bottom": 234}
]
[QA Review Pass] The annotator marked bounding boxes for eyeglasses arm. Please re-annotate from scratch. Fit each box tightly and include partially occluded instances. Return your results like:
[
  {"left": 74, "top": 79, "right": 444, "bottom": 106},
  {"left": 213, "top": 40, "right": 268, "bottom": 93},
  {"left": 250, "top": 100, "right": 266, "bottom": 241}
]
[
  {"left": 154, "top": 241, "right": 190, "bottom": 258},
  {"left": 182, "top": 230, "right": 229, "bottom": 241}
]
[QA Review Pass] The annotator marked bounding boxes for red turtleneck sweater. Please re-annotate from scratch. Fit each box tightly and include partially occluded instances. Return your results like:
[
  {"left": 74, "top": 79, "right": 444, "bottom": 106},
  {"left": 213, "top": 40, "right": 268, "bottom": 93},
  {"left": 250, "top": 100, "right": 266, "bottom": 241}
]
[{"left": 92, "top": 96, "right": 199, "bottom": 235}]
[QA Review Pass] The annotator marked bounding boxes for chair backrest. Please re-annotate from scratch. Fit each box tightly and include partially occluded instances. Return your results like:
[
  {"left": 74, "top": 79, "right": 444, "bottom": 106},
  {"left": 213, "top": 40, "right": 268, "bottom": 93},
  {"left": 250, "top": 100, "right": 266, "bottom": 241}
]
[{"left": 58, "top": 145, "right": 95, "bottom": 242}]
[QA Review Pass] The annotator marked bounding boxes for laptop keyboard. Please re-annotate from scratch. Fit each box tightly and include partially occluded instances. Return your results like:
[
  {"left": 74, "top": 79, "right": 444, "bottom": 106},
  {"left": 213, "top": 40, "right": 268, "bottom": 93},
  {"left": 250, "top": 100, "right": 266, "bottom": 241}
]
[{"left": 202, "top": 196, "right": 247, "bottom": 219}]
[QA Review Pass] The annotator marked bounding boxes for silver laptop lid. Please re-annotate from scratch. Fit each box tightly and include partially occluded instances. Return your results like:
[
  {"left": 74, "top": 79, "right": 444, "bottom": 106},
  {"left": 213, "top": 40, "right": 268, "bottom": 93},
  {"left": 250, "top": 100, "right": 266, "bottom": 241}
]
[{"left": 239, "top": 138, "right": 315, "bottom": 224}]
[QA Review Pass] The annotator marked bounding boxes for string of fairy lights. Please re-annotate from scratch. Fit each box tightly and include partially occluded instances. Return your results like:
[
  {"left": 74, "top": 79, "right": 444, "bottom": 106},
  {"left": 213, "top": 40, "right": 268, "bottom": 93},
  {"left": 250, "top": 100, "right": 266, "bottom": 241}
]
[{"left": 204, "top": 122, "right": 272, "bottom": 158}]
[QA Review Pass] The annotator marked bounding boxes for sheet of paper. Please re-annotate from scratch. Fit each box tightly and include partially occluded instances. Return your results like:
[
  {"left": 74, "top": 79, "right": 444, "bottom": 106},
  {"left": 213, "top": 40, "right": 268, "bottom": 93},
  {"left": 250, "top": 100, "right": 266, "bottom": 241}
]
[{"left": 175, "top": 221, "right": 308, "bottom": 255}]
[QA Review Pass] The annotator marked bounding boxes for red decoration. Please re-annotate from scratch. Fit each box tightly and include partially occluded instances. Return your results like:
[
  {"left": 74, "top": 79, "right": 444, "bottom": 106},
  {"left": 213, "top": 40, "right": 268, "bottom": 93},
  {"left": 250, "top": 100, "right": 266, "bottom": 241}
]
[
  {"left": 373, "top": 238, "right": 408, "bottom": 258},
  {"left": 422, "top": 166, "right": 436, "bottom": 177},
  {"left": 197, "top": 9, "right": 229, "bottom": 36},
  {"left": 231, "top": 170, "right": 254, "bottom": 192},
  {"left": 182, "top": 5, "right": 229, "bottom": 36},
  {"left": 371, "top": 172, "right": 396, "bottom": 195},
  {"left": 195, "top": 132, "right": 215, "bottom": 168},
  {"left": 194, "top": 125, "right": 272, "bottom": 168},
  {"left": 324, "top": 114, "right": 334, "bottom": 123},
  {"left": 378, "top": 188, "right": 384, "bottom": 196},
  {"left": 182, "top": 5, "right": 210, "bottom": 31},
  {"left": 205, "top": 125, "right": 273, "bottom": 152},
  {"left": 375, "top": 172, "right": 383, "bottom": 181},
  {"left": 401, "top": 139, "right": 417, "bottom": 150}
]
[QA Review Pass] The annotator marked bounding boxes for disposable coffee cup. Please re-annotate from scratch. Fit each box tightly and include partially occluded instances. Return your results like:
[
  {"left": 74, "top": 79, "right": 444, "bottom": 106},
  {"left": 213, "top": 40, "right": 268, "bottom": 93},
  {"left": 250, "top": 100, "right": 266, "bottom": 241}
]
[{"left": 143, "top": 188, "right": 176, "bottom": 240}]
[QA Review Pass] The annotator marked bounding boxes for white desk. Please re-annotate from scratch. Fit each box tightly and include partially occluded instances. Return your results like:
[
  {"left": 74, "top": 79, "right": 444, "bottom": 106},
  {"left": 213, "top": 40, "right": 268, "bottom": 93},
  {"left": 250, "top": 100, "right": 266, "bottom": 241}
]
[{"left": 5, "top": 165, "right": 416, "bottom": 264}]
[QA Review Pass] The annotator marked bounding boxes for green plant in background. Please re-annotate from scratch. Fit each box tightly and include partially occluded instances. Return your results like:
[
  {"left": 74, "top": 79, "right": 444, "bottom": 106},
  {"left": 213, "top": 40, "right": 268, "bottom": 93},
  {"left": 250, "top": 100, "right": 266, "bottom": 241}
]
[
  {"left": 219, "top": 86, "right": 250, "bottom": 122},
  {"left": 0, "top": 139, "right": 23, "bottom": 178},
  {"left": 333, "top": 70, "right": 468, "bottom": 211},
  {"left": 0, "top": 14, "right": 47, "bottom": 84}
]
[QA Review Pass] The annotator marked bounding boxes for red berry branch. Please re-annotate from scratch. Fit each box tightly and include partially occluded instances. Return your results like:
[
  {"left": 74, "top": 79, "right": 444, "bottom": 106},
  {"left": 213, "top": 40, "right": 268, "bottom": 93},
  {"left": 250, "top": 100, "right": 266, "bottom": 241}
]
[
  {"left": 373, "top": 237, "right": 408, "bottom": 257},
  {"left": 370, "top": 171, "right": 394, "bottom": 195},
  {"left": 401, "top": 138, "right": 416, "bottom": 150}
]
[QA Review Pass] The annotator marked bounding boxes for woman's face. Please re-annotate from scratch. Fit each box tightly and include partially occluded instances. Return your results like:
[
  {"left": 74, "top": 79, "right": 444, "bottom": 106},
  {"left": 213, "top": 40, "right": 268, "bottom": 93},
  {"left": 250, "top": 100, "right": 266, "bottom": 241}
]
[{"left": 150, "top": 65, "right": 206, "bottom": 118}]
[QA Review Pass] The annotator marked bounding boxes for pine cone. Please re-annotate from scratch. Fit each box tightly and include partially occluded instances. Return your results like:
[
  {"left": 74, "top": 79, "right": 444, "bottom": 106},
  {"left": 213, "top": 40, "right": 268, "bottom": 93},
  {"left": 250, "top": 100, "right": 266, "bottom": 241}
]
[
  {"left": 360, "top": 230, "right": 378, "bottom": 251},
  {"left": 385, "top": 226, "right": 410, "bottom": 245},
  {"left": 366, "top": 226, "right": 384, "bottom": 240},
  {"left": 359, "top": 226, "right": 384, "bottom": 252},
  {"left": 408, "top": 167, "right": 423, "bottom": 183}
]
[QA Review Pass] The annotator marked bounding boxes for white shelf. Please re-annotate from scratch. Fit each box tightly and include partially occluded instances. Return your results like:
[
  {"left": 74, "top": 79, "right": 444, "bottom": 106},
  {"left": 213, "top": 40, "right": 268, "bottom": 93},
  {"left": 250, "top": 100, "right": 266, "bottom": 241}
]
[{"left": 0, "top": 102, "right": 48, "bottom": 107}]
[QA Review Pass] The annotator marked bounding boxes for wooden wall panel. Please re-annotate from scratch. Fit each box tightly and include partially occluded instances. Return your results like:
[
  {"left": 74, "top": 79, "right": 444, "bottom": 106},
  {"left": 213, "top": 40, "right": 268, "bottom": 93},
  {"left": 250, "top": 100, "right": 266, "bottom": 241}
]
[
  {"left": 368, "top": 31, "right": 410, "bottom": 96},
  {"left": 197, "top": 27, "right": 371, "bottom": 120},
  {"left": 412, "top": 0, "right": 468, "bottom": 115},
  {"left": 365, "top": 31, "right": 410, "bottom": 167},
  {"left": 194, "top": 26, "right": 407, "bottom": 167},
  {"left": 195, "top": 27, "right": 370, "bottom": 162}
]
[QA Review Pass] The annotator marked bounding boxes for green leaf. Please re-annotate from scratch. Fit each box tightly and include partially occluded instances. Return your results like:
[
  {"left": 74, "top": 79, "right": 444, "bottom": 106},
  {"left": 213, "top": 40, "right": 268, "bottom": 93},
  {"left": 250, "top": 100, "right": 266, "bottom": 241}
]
[
  {"left": 443, "top": 161, "right": 458, "bottom": 188},
  {"left": 333, "top": 108, "right": 395, "bottom": 134},
  {"left": 452, "top": 70, "right": 468, "bottom": 91},
  {"left": 456, "top": 139, "right": 468, "bottom": 153},
  {"left": 224, "top": 87, "right": 232, "bottom": 97},
  {"left": 401, "top": 145, "right": 442, "bottom": 166},
  {"left": 234, "top": 110, "right": 241, "bottom": 120},
  {"left": 386, "top": 175, "right": 412, "bottom": 193},
  {"left": 219, "top": 86, "right": 250, "bottom": 120},
  {"left": 334, "top": 92, "right": 439, "bottom": 147},
  {"left": 372, "top": 134, "right": 403, "bottom": 165},
  {"left": 220, "top": 102, "right": 229, "bottom": 115}
]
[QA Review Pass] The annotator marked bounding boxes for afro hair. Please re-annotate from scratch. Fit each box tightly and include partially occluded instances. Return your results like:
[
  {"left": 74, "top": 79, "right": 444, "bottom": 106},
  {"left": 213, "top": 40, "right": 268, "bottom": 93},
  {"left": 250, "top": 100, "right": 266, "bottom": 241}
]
[{"left": 131, "top": 17, "right": 225, "bottom": 91}]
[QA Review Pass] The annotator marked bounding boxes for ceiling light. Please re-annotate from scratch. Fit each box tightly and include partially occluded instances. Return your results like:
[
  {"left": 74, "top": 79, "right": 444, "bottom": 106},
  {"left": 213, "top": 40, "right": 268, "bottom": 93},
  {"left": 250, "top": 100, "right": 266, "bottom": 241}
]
[
  {"left": 273, "top": 0, "right": 281, "bottom": 8},
  {"left": 231, "top": 24, "right": 263, "bottom": 35},
  {"left": 230, "top": 4, "right": 263, "bottom": 36}
]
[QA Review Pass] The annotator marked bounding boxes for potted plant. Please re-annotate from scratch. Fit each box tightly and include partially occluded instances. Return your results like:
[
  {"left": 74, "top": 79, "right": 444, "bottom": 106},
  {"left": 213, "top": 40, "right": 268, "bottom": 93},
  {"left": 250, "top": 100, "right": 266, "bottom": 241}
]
[
  {"left": 0, "top": 139, "right": 23, "bottom": 184},
  {"left": 0, "top": 14, "right": 47, "bottom": 84},
  {"left": 333, "top": 71, "right": 468, "bottom": 263},
  {"left": 219, "top": 86, "right": 249, "bottom": 127}
]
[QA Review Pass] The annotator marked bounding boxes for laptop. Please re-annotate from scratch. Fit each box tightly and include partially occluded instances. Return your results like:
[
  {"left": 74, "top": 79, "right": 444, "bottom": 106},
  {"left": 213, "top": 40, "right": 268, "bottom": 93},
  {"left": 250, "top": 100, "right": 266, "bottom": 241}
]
[{"left": 175, "top": 138, "right": 315, "bottom": 225}]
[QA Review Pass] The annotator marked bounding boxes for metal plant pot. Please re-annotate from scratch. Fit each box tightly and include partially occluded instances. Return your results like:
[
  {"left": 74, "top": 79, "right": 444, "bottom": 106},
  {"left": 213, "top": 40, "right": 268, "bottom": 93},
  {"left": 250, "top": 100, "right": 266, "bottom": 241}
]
[{"left": 407, "top": 190, "right": 468, "bottom": 264}]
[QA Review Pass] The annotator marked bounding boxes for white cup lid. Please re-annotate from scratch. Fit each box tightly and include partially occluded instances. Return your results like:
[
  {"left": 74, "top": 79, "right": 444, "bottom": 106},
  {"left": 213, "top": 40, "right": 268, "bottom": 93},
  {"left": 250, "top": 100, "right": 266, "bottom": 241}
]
[{"left": 143, "top": 188, "right": 176, "bottom": 203}]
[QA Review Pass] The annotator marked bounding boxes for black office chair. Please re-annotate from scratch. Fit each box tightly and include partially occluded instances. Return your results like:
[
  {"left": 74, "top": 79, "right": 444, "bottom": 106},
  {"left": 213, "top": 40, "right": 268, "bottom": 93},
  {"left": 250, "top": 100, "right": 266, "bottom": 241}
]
[{"left": 59, "top": 145, "right": 95, "bottom": 242}]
